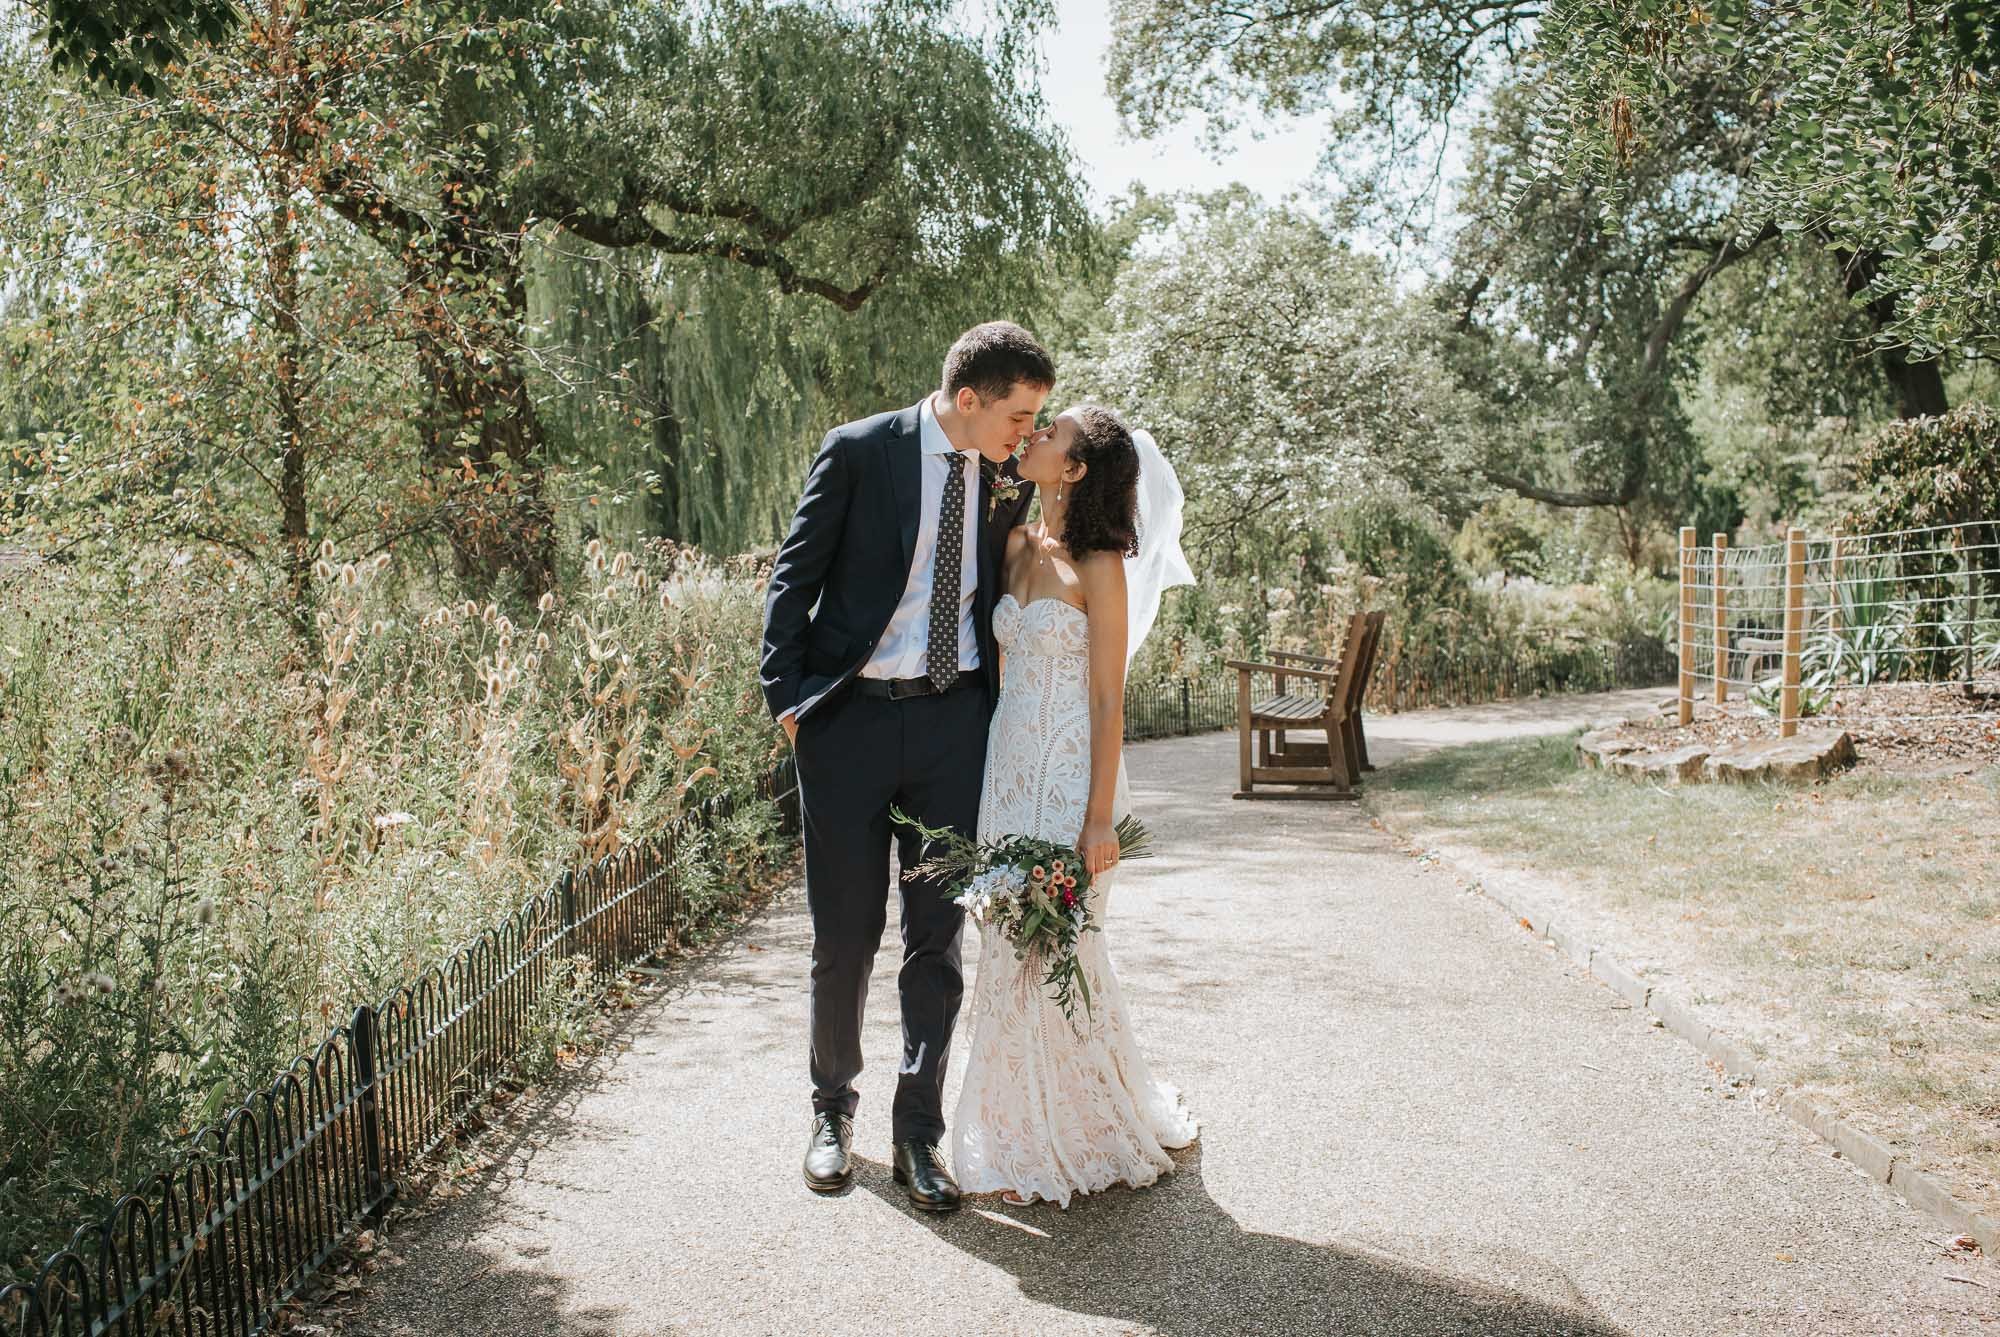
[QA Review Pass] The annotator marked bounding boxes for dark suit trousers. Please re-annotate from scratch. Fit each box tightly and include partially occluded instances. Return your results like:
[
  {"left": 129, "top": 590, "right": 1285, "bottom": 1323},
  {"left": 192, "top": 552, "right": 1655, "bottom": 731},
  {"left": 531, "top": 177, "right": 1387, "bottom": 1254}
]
[{"left": 793, "top": 680, "right": 988, "bottom": 1144}]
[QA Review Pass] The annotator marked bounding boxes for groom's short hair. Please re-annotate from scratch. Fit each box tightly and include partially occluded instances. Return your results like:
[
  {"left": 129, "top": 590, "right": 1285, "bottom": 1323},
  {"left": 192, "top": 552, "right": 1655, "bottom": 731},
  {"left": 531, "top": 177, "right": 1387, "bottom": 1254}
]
[{"left": 942, "top": 322, "right": 1055, "bottom": 403}]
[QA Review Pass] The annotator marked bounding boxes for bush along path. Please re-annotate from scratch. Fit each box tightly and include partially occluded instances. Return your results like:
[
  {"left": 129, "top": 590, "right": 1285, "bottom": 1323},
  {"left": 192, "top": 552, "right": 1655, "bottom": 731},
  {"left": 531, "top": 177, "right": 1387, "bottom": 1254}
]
[{"left": 334, "top": 693, "right": 1994, "bottom": 1337}]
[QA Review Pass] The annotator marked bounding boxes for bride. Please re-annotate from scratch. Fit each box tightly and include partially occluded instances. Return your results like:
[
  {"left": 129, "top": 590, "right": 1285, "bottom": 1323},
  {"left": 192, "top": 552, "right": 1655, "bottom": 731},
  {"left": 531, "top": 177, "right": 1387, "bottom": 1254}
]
[{"left": 950, "top": 404, "right": 1200, "bottom": 1208}]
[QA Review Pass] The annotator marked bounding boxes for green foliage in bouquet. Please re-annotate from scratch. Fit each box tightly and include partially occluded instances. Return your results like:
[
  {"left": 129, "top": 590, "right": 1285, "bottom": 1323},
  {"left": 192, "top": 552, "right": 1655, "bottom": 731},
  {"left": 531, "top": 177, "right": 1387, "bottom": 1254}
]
[{"left": 890, "top": 808, "right": 1152, "bottom": 1022}]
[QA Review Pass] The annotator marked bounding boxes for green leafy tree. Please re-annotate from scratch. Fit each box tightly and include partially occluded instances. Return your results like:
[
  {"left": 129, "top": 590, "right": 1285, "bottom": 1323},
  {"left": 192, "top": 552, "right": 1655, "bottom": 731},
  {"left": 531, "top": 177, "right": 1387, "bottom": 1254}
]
[
  {"left": 1529, "top": 0, "right": 2000, "bottom": 361},
  {"left": 3, "top": 0, "right": 1093, "bottom": 596},
  {"left": 1068, "top": 192, "right": 1477, "bottom": 575},
  {"left": 1106, "top": 0, "right": 1983, "bottom": 525}
]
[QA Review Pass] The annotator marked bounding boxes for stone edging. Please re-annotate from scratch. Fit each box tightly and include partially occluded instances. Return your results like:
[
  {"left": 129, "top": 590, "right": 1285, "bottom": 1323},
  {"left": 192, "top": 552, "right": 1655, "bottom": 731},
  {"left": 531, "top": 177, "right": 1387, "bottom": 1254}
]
[{"left": 1400, "top": 838, "right": 1999, "bottom": 1255}]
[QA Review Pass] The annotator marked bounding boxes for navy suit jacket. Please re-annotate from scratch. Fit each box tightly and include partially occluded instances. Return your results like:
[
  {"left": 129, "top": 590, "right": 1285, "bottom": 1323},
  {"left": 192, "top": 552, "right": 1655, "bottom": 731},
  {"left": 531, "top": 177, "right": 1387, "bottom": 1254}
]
[{"left": 761, "top": 403, "right": 1036, "bottom": 722}]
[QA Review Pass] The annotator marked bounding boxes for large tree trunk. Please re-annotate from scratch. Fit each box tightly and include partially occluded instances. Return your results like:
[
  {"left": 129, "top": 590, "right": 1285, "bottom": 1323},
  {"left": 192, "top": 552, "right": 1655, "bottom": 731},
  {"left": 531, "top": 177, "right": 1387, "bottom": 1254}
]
[
  {"left": 408, "top": 217, "right": 557, "bottom": 599},
  {"left": 267, "top": 0, "right": 313, "bottom": 647},
  {"left": 1834, "top": 247, "right": 1949, "bottom": 419}
]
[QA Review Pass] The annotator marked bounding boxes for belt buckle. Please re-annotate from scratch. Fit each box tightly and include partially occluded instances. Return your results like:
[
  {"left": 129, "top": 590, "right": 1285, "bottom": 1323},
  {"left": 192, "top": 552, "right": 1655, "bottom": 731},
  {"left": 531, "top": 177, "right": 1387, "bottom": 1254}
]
[{"left": 891, "top": 676, "right": 935, "bottom": 700}]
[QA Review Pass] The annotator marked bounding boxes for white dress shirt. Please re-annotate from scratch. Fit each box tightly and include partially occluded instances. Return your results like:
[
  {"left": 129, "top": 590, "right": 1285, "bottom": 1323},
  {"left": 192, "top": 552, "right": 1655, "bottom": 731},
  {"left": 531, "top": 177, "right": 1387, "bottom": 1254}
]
[{"left": 858, "top": 393, "right": 981, "bottom": 681}]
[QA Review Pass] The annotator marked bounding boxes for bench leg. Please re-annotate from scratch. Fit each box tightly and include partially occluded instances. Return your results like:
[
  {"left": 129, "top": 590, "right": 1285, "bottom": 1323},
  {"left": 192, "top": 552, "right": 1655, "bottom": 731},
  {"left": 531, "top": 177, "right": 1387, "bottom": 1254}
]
[
  {"left": 1345, "top": 714, "right": 1374, "bottom": 775},
  {"left": 1326, "top": 724, "right": 1356, "bottom": 796},
  {"left": 1236, "top": 674, "right": 1254, "bottom": 797}
]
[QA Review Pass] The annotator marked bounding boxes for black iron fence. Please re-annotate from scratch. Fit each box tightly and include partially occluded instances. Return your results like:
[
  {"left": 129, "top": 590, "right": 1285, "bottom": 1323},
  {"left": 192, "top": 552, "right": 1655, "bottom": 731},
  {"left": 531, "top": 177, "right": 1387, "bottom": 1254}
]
[
  {"left": 2, "top": 765, "right": 799, "bottom": 1337},
  {"left": 1124, "top": 635, "right": 1675, "bottom": 741}
]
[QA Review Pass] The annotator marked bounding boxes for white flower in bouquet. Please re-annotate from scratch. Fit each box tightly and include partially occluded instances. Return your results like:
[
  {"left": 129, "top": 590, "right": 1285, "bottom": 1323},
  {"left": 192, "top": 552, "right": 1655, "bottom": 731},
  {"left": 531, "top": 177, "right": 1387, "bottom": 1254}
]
[{"left": 955, "top": 864, "right": 1024, "bottom": 924}]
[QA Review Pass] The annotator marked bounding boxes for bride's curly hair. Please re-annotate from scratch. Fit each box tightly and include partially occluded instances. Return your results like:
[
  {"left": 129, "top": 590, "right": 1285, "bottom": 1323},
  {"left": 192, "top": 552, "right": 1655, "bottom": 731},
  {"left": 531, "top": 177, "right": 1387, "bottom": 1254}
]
[{"left": 1058, "top": 405, "right": 1141, "bottom": 559}]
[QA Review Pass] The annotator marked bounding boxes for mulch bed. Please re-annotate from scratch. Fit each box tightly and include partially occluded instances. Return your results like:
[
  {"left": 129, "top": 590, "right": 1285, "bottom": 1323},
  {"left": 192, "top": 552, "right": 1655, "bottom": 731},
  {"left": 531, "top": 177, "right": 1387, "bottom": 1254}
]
[{"left": 1610, "top": 680, "right": 2000, "bottom": 772}]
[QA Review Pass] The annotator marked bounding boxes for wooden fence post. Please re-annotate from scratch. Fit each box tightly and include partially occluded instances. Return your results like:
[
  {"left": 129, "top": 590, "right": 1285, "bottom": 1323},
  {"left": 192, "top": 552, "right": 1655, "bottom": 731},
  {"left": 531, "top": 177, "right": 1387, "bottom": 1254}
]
[
  {"left": 1712, "top": 532, "right": 1729, "bottom": 703},
  {"left": 1827, "top": 535, "right": 1844, "bottom": 641},
  {"left": 1678, "top": 526, "right": 1696, "bottom": 725},
  {"left": 1781, "top": 526, "right": 1806, "bottom": 738}
]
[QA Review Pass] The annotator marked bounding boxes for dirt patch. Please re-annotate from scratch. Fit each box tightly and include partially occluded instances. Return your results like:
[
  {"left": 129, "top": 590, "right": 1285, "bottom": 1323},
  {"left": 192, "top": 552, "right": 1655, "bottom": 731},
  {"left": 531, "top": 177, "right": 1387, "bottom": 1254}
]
[{"left": 1607, "top": 683, "right": 2000, "bottom": 776}]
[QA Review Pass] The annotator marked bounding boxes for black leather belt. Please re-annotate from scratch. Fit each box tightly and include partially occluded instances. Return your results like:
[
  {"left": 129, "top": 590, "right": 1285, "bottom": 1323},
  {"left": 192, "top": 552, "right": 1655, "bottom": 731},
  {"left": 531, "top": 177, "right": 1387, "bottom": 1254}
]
[{"left": 851, "top": 673, "right": 977, "bottom": 700}]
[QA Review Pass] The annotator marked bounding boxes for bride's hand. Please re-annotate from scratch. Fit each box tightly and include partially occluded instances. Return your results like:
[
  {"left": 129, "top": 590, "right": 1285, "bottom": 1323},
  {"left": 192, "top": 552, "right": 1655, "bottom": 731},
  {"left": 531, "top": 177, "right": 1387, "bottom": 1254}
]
[{"left": 1078, "top": 818, "right": 1119, "bottom": 877}]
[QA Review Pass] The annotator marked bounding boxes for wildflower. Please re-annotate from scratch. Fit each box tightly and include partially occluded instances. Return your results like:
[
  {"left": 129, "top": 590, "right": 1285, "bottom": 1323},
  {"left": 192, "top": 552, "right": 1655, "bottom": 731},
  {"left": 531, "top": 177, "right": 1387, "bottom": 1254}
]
[
  {"left": 538, "top": 591, "right": 556, "bottom": 613},
  {"left": 482, "top": 602, "right": 497, "bottom": 624},
  {"left": 369, "top": 619, "right": 389, "bottom": 637},
  {"left": 148, "top": 749, "right": 194, "bottom": 786},
  {"left": 611, "top": 551, "right": 632, "bottom": 577},
  {"left": 338, "top": 564, "right": 359, "bottom": 590},
  {"left": 85, "top": 971, "right": 115, "bottom": 996},
  {"left": 585, "top": 538, "right": 603, "bottom": 561},
  {"left": 536, "top": 631, "right": 551, "bottom": 652},
  {"left": 193, "top": 897, "right": 217, "bottom": 926},
  {"left": 319, "top": 539, "right": 336, "bottom": 561}
]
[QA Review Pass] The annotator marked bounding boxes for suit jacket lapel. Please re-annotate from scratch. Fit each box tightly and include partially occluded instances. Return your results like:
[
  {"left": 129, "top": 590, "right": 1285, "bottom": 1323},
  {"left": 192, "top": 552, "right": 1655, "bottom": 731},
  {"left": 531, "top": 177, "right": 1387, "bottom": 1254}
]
[
  {"left": 886, "top": 403, "right": 923, "bottom": 578},
  {"left": 975, "top": 462, "right": 995, "bottom": 599}
]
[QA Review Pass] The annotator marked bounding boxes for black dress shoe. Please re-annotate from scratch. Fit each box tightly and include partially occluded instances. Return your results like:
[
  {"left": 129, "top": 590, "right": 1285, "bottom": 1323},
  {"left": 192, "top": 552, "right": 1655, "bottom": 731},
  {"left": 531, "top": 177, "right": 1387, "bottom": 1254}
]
[
  {"left": 803, "top": 1112, "right": 853, "bottom": 1192},
  {"left": 891, "top": 1138, "right": 961, "bottom": 1213}
]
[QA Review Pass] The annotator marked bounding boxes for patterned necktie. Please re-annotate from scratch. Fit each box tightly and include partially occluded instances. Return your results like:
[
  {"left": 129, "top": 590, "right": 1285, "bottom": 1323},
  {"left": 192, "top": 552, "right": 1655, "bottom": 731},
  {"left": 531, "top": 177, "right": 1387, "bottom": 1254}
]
[{"left": 926, "top": 452, "right": 968, "bottom": 690}]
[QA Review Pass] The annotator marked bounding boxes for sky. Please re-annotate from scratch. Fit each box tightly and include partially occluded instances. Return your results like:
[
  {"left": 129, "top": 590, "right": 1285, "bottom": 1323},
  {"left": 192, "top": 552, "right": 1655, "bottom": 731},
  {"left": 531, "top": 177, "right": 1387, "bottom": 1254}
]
[{"left": 1035, "top": 2, "right": 1329, "bottom": 210}]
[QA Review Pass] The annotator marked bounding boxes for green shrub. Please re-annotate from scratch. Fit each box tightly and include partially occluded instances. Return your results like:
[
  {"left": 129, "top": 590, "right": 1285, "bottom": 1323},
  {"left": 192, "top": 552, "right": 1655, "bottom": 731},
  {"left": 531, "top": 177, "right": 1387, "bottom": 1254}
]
[{"left": 0, "top": 539, "right": 785, "bottom": 1282}]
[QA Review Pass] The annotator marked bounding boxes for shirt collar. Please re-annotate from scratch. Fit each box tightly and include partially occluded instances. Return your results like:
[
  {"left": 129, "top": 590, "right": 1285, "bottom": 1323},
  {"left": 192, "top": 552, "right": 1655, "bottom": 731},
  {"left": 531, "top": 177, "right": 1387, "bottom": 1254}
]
[{"left": 919, "top": 392, "right": 975, "bottom": 460}]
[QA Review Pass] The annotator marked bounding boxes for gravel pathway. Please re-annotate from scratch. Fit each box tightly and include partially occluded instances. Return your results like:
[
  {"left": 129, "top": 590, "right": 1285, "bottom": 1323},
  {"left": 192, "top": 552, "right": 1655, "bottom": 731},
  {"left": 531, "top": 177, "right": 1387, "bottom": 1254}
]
[{"left": 342, "top": 690, "right": 1997, "bottom": 1336}]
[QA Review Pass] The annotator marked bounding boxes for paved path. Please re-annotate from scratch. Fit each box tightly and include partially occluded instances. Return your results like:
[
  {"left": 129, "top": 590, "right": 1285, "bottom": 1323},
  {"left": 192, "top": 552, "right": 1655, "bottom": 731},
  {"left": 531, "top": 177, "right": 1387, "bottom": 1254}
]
[{"left": 345, "top": 690, "right": 1997, "bottom": 1336}]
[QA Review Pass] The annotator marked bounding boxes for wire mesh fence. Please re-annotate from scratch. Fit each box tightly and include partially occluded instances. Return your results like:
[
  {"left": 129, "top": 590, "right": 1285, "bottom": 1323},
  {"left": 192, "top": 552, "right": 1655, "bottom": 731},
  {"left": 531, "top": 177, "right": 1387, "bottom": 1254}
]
[
  {"left": 1, "top": 764, "right": 800, "bottom": 1337},
  {"left": 1676, "top": 520, "right": 2000, "bottom": 736}
]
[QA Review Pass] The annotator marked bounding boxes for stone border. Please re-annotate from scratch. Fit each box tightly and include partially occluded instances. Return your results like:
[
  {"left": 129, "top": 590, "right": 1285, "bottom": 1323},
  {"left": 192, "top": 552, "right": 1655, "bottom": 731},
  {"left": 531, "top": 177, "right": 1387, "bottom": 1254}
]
[
  {"left": 1577, "top": 727, "right": 1857, "bottom": 785},
  {"left": 1403, "top": 840, "right": 1999, "bottom": 1255}
]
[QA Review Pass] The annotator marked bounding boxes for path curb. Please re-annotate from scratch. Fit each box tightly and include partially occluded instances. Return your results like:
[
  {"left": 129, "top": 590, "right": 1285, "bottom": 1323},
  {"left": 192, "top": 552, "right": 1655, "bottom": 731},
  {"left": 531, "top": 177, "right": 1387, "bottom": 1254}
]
[{"left": 1396, "top": 835, "right": 2000, "bottom": 1256}]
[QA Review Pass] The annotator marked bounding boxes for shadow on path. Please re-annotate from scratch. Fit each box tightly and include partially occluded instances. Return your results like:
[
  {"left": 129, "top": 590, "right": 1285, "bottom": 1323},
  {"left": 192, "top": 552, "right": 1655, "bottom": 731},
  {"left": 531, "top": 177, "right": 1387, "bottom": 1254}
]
[{"left": 858, "top": 1145, "right": 1628, "bottom": 1337}]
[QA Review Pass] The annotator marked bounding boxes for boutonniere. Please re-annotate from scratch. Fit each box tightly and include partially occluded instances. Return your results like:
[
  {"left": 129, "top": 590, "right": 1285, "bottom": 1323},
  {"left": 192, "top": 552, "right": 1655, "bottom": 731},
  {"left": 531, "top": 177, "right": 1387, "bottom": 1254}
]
[{"left": 983, "top": 459, "right": 1022, "bottom": 520}]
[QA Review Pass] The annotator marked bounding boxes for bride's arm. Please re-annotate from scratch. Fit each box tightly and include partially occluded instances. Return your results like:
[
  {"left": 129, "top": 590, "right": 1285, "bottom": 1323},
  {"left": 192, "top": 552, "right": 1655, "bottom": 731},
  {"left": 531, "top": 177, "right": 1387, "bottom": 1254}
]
[{"left": 1077, "top": 552, "right": 1129, "bottom": 877}]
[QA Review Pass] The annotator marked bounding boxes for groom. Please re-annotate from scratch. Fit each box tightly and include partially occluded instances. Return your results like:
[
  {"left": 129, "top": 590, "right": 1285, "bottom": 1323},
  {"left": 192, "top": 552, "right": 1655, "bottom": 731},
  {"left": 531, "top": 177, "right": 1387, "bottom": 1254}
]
[{"left": 761, "top": 321, "right": 1051, "bottom": 1211}]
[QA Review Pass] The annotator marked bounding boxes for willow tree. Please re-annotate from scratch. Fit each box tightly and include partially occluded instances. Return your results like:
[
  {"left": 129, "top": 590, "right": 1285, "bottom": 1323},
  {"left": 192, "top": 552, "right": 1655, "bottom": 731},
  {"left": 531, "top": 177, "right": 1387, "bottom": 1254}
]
[
  {"left": 6, "top": 0, "right": 1090, "bottom": 601},
  {"left": 275, "top": 0, "right": 1089, "bottom": 591}
]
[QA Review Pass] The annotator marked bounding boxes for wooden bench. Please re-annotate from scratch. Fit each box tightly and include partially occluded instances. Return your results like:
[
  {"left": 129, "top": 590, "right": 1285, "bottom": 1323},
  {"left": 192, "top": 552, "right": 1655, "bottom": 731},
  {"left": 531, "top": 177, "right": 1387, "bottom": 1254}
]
[{"left": 1227, "top": 610, "right": 1386, "bottom": 800}]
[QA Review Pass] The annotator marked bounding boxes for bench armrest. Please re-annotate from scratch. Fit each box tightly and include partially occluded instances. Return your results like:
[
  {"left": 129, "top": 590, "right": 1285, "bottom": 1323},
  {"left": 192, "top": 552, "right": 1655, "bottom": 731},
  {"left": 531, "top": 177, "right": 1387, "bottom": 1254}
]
[
  {"left": 1270, "top": 649, "right": 1340, "bottom": 669},
  {"left": 1226, "top": 658, "right": 1337, "bottom": 684}
]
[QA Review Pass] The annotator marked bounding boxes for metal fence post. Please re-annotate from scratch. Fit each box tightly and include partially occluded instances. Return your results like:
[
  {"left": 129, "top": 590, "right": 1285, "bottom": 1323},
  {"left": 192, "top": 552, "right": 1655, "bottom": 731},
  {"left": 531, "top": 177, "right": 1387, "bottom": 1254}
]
[
  {"left": 352, "top": 1004, "right": 390, "bottom": 1217},
  {"left": 1180, "top": 678, "right": 1191, "bottom": 735}
]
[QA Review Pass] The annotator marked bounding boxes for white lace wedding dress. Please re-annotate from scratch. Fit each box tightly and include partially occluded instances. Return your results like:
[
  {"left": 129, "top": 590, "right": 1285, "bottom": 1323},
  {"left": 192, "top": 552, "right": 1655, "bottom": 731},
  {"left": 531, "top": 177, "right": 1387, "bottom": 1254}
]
[{"left": 950, "top": 593, "right": 1199, "bottom": 1207}]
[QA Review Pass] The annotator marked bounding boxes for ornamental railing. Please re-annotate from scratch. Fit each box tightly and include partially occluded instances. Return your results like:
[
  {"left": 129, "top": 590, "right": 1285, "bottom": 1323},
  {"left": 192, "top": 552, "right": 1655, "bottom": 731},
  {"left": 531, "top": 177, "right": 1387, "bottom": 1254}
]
[{"left": 1, "top": 764, "right": 799, "bottom": 1337}]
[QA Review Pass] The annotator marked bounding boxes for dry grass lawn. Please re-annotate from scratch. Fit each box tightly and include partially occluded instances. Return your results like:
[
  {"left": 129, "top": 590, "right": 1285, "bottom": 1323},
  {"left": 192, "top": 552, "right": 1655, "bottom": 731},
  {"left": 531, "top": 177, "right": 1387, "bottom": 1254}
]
[{"left": 1368, "top": 732, "right": 2000, "bottom": 1219}]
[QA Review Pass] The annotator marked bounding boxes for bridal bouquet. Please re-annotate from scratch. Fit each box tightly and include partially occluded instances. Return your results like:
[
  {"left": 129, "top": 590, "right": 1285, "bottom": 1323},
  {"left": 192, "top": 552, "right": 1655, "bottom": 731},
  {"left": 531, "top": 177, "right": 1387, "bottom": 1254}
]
[{"left": 891, "top": 809, "right": 1153, "bottom": 1022}]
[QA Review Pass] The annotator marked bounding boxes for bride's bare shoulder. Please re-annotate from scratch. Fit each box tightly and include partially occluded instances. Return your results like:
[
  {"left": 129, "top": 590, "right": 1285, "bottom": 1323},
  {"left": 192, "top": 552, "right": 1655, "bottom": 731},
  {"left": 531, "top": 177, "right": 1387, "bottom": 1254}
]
[{"left": 1076, "top": 548, "right": 1127, "bottom": 585}]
